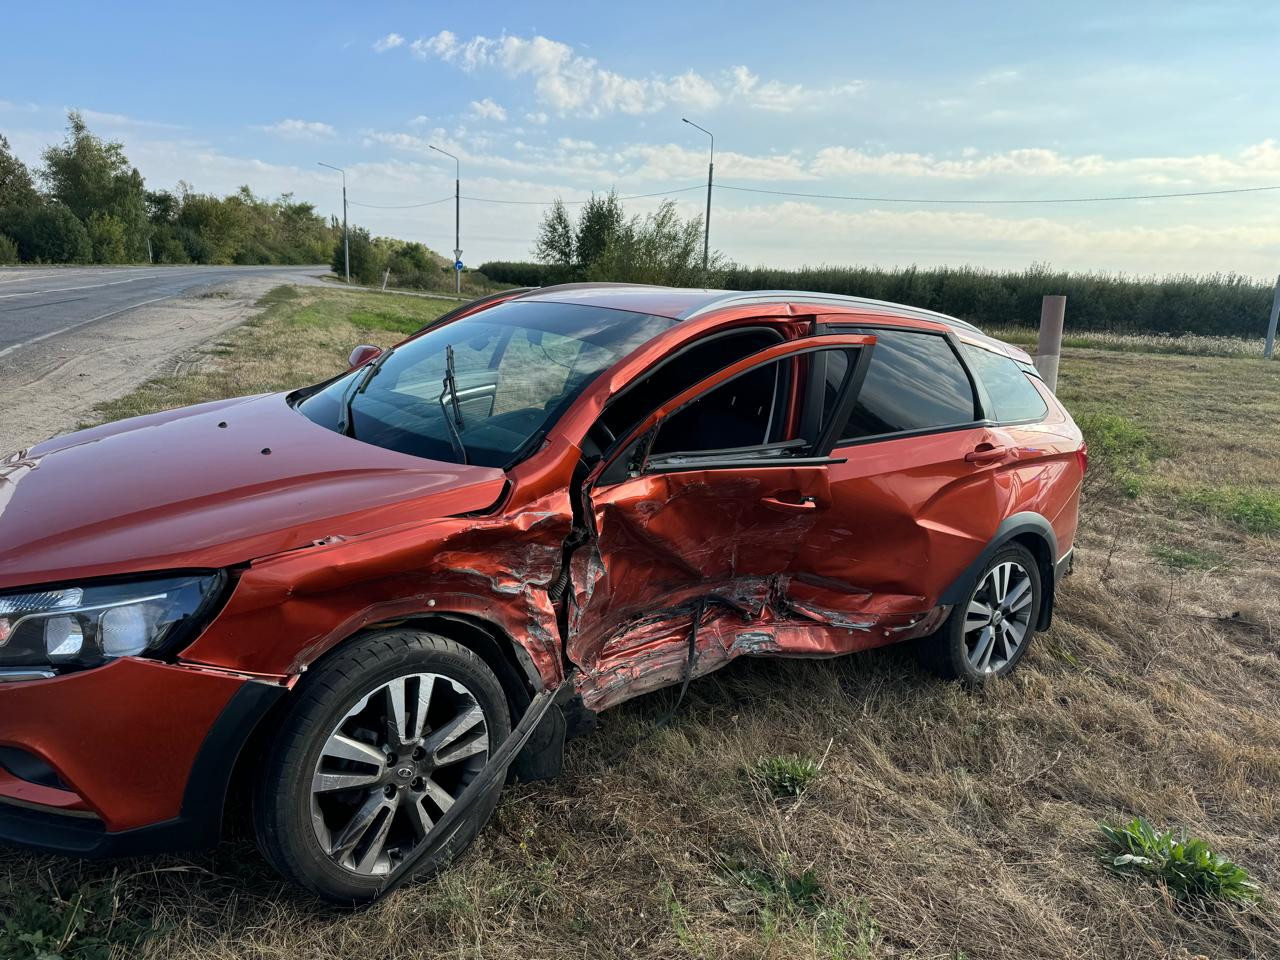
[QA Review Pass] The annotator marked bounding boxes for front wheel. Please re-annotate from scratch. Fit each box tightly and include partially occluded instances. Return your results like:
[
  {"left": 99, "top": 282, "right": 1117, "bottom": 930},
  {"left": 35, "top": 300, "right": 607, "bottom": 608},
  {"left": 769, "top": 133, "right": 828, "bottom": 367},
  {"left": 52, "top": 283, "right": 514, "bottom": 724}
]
[
  {"left": 253, "top": 630, "right": 511, "bottom": 905},
  {"left": 918, "top": 542, "right": 1042, "bottom": 683}
]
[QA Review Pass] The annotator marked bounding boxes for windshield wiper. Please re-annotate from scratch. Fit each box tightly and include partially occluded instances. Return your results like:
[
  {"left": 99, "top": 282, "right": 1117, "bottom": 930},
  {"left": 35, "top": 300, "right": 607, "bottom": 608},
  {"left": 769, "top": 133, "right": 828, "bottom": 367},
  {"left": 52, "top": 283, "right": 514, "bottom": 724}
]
[
  {"left": 336, "top": 347, "right": 395, "bottom": 438},
  {"left": 438, "top": 343, "right": 469, "bottom": 465}
]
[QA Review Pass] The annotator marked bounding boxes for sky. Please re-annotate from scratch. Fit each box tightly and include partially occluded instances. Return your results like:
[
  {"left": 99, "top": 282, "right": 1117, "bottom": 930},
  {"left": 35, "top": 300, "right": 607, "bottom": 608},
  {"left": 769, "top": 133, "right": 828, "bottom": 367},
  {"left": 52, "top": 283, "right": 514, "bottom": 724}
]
[{"left": 3, "top": 1, "right": 1280, "bottom": 278}]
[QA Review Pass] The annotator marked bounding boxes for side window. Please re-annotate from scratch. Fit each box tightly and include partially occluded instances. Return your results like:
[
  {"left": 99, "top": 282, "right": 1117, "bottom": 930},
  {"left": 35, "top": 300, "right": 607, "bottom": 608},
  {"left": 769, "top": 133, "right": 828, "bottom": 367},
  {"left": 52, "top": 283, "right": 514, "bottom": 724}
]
[
  {"left": 649, "top": 357, "right": 791, "bottom": 458},
  {"left": 835, "top": 329, "right": 976, "bottom": 441},
  {"left": 960, "top": 344, "right": 1048, "bottom": 423}
]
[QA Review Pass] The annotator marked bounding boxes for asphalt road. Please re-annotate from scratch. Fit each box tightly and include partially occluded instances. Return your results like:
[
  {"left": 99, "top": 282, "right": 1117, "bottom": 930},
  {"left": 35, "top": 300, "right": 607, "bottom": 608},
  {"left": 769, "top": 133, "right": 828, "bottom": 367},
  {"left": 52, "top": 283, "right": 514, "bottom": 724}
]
[{"left": 0, "top": 264, "right": 325, "bottom": 359}]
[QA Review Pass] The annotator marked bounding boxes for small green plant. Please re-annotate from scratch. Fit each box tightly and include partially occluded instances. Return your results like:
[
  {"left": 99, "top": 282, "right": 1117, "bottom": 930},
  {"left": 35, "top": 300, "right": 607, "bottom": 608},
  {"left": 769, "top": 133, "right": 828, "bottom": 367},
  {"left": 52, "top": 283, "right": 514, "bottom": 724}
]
[
  {"left": 749, "top": 754, "right": 821, "bottom": 799},
  {"left": 1100, "top": 817, "right": 1260, "bottom": 905},
  {"left": 734, "top": 859, "right": 824, "bottom": 915}
]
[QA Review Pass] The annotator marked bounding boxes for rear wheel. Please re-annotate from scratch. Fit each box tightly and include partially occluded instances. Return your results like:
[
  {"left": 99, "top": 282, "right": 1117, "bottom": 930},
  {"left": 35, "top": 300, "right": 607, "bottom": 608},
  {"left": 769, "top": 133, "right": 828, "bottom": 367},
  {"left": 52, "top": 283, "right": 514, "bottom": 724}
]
[
  {"left": 918, "top": 542, "right": 1041, "bottom": 683},
  {"left": 253, "top": 630, "right": 510, "bottom": 905}
]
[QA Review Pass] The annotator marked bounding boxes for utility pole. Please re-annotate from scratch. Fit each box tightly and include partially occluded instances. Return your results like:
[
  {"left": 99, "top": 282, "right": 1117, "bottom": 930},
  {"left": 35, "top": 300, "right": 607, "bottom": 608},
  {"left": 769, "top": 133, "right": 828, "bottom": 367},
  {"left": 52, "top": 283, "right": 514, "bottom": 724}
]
[
  {"left": 1266, "top": 274, "right": 1280, "bottom": 360},
  {"left": 318, "top": 162, "right": 349, "bottom": 283},
  {"left": 682, "top": 117, "right": 714, "bottom": 282},
  {"left": 430, "top": 145, "right": 461, "bottom": 294}
]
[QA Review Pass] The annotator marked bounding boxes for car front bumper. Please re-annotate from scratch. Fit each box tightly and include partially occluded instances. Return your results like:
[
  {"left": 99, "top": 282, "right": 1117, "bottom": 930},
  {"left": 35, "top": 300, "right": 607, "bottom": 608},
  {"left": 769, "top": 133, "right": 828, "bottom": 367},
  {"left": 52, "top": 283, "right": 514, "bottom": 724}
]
[{"left": 0, "top": 657, "right": 284, "bottom": 858}]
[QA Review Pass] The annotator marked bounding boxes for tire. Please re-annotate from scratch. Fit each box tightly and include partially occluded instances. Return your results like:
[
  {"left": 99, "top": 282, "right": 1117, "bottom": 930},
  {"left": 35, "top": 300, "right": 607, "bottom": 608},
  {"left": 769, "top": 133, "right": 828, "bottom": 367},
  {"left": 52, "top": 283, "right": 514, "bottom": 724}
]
[
  {"left": 253, "top": 629, "right": 511, "bottom": 905},
  {"left": 917, "top": 542, "right": 1042, "bottom": 684}
]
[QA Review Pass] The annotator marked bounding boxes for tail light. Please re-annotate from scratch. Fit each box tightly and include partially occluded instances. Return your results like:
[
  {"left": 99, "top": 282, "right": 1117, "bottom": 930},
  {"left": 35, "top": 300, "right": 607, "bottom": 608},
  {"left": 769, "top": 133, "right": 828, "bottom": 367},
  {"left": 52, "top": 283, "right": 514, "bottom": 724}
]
[{"left": 1076, "top": 443, "right": 1088, "bottom": 476}]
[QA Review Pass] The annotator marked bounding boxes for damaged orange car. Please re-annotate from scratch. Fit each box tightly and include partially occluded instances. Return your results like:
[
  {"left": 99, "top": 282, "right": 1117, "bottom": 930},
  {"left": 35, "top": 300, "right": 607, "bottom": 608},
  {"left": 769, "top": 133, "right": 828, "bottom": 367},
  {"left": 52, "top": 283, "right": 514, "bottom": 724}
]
[{"left": 0, "top": 284, "right": 1084, "bottom": 903}]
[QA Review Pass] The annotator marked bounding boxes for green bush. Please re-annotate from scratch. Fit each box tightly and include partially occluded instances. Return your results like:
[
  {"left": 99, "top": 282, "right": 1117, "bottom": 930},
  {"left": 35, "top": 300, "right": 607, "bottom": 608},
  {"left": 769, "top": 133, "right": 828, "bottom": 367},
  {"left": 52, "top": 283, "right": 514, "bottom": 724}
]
[
  {"left": 0, "top": 233, "right": 17, "bottom": 264},
  {"left": 1100, "top": 817, "right": 1259, "bottom": 905},
  {"left": 87, "top": 210, "right": 129, "bottom": 263},
  {"left": 7, "top": 202, "right": 92, "bottom": 263}
]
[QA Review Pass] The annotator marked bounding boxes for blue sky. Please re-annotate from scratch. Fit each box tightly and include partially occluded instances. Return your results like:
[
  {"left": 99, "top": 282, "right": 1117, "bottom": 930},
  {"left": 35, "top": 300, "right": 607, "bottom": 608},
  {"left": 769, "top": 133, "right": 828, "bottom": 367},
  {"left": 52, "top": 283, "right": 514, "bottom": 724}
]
[{"left": 3, "top": 1, "right": 1279, "bottom": 276}]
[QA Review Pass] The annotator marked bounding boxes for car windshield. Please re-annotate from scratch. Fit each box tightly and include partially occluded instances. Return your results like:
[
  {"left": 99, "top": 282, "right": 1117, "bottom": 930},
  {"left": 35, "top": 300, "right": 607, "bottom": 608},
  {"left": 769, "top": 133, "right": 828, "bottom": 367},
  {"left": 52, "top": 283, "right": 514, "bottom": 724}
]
[{"left": 296, "top": 299, "right": 679, "bottom": 468}]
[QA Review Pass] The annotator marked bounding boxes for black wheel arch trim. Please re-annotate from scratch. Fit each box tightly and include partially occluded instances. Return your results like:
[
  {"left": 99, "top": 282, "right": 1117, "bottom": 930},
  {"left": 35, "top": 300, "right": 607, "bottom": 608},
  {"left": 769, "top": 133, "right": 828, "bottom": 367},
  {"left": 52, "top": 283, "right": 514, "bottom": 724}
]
[{"left": 940, "top": 512, "right": 1059, "bottom": 631}]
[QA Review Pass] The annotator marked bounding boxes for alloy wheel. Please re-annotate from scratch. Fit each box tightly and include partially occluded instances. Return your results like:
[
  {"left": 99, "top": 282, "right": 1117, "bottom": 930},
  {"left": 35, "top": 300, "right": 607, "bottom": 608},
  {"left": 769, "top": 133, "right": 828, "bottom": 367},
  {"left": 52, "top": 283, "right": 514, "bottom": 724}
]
[
  {"left": 308, "top": 673, "right": 489, "bottom": 876},
  {"left": 963, "top": 561, "right": 1034, "bottom": 674}
]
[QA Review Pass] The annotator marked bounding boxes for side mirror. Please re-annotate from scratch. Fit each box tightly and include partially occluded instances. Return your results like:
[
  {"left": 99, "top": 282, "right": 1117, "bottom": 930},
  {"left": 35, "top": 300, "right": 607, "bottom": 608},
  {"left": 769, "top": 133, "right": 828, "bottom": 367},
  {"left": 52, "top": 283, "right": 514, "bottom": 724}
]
[{"left": 347, "top": 344, "right": 382, "bottom": 370}]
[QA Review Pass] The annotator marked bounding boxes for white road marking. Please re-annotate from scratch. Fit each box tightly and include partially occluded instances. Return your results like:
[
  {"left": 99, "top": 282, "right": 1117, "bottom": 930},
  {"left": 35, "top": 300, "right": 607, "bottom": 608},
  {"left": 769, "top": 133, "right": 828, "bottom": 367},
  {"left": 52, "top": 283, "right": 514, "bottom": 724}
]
[
  {"left": 0, "top": 295, "right": 173, "bottom": 361},
  {"left": 0, "top": 274, "right": 161, "bottom": 299}
]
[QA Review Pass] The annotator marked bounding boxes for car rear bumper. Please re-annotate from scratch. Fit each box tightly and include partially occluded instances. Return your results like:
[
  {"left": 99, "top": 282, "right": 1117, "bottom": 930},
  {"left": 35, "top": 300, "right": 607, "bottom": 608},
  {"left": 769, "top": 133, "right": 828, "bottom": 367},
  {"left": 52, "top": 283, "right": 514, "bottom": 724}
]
[
  {"left": 0, "top": 658, "right": 284, "bottom": 858},
  {"left": 1055, "top": 546, "right": 1074, "bottom": 583}
]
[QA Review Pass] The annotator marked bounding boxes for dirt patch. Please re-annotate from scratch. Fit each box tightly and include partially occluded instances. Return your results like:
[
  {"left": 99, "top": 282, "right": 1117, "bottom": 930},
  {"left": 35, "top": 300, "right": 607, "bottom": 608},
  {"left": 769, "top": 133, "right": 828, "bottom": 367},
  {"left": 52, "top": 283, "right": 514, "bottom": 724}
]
[{"left": 0, "top": 271, "right": 325, "bottom": 453}]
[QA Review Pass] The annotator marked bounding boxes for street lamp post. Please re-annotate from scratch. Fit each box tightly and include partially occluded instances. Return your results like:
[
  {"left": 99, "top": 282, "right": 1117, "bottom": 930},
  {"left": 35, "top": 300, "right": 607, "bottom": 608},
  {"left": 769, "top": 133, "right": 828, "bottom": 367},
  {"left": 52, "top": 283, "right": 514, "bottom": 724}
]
[
  {"left": 682, "top": 118, "right": 714, "bottom": 281},
  {"left": 318, "top": 162, "right": 349, "bottom": 283},
  {"left": 430, "top": 145, "right": 461, "bottom": 294}
]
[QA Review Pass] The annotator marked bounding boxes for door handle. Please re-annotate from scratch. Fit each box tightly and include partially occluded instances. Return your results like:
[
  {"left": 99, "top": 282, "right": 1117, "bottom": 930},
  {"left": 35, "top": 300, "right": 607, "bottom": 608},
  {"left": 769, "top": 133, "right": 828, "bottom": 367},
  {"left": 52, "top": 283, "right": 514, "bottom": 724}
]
[
  {"left": 965, "top": 444, "right": 1009, "bottom": 463},
  {"left": 761, "top": 495, "right": 818, "bottom": 513}
]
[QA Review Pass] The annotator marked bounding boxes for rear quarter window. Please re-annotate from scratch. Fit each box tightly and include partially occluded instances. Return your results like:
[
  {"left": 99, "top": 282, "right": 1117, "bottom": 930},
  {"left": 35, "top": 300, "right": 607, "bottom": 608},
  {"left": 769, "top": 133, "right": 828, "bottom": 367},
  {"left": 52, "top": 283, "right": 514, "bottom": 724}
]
[
  {"left": 834, "top": 329, "right": 976, "bottom": 440},
  {"left": 961, "top": 344, "right": 1049, "bottom": 423}
]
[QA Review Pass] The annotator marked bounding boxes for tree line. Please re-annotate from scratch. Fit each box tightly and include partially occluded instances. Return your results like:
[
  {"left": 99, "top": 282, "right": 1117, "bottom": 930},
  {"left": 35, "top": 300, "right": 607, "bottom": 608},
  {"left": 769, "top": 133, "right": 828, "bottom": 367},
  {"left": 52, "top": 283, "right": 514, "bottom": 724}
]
[
  {"left": 0, "top": 112, "right": 338, "bottom": 266},
  {"left": 476, "top": 192, "right": 1274, "bottom": 338}
]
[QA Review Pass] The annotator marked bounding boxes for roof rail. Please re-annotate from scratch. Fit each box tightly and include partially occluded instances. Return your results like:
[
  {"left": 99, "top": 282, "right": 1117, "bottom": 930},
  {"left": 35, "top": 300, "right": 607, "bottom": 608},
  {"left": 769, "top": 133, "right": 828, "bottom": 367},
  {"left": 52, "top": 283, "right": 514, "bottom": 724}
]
[{"left": 678, "top": 290, "right": 980, "bottom": 332}]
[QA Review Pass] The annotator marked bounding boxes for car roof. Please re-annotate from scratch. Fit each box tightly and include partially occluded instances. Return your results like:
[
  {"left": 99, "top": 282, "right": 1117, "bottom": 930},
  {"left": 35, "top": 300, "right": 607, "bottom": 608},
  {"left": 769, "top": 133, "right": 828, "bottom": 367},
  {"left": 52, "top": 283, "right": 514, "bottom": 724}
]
[{"left": 510, "top": 282, "right": 983, "bottom": 332}]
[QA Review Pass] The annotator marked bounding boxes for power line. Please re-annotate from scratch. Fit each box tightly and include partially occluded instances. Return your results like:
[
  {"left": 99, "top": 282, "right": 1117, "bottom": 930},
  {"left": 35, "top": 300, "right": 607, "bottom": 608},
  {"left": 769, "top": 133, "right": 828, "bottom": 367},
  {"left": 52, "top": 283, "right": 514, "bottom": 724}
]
[
  {"left": 348, "top": 195, "right": 454, "bottom": 210},
  {"left": 715, "top": 182, "right": 1280, "bottom": 205},
  {"left": 461, "top": 184, "right": 704, "bottom": 205}
]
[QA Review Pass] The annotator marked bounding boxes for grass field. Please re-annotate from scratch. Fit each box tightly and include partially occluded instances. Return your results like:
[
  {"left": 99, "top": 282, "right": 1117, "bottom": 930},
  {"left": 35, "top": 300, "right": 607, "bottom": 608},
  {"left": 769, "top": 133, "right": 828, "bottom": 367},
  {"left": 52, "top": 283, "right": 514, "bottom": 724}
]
[{"left": 3, "top": 286, "right": 1279, "bottom": 960}]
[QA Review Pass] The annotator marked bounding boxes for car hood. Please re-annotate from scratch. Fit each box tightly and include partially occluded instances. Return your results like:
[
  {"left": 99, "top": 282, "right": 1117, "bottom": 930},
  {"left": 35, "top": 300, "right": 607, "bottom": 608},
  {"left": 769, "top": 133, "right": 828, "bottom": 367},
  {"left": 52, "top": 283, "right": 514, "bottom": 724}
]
[{"left": 0, "top": 393, "right": 508, "bottom": 590}]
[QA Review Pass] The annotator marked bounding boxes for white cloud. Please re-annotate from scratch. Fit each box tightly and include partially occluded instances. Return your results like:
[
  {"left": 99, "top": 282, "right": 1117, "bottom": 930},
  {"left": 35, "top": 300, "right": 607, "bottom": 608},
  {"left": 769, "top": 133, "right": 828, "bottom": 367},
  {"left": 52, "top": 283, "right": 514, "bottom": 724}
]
[
  {"left": 401, "top": 30, "right": 844, "bottom": 117},
  {"left": 812, "top": 140, "right": 1280, "bottom": 185},
  {"left": 408, "top": 114, "right": 430, "bottom": 127},
  {"left": 468, "top": 97, "right": 508, "bottom": 122},
  {"left": 70, "top": 108, "right": 183, "bottom": 130},
  {"left": 975, "top": 68, "right": 1020, "bottom": 86},
  {"left": 525, "top": 111, "right": 548, "bottom": 125},
  {"left": 258, "top": 118, "right": 337, "bottom": 140},
  {"left": 373, "top": 32, "right": 405, "bottom": 53}
]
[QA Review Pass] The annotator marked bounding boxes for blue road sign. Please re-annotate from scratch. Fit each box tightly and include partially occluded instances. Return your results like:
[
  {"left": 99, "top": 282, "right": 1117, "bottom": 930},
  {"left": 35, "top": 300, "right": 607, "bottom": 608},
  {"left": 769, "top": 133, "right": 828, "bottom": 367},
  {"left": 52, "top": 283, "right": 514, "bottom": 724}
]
[{"left": 454, "top": 260, "right": 464, "bottom": 271}]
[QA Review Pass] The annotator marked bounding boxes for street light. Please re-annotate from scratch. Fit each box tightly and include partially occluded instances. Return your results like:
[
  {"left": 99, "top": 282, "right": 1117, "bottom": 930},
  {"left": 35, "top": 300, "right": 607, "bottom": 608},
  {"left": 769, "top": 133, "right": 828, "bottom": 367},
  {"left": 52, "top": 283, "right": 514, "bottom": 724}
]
[
  {"left": 682, "top": 118, "right": 714, "bottom": 280},
  {"left": 430, "top": 145, "right": 461, "bottom": 294},
  {"left": 317, "top": 161, "right": 349, "bottom": 283}
]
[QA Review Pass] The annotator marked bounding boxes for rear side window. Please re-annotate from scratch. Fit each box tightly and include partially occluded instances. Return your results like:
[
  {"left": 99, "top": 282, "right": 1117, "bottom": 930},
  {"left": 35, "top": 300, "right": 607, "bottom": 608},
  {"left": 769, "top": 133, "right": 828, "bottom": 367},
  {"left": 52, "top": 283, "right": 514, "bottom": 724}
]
[
  {"left": 961, "top": 344, "right": 1048, "bottom": 423},
  {"left": 834, "top": 329, "right": 976, "bottom": 441}
]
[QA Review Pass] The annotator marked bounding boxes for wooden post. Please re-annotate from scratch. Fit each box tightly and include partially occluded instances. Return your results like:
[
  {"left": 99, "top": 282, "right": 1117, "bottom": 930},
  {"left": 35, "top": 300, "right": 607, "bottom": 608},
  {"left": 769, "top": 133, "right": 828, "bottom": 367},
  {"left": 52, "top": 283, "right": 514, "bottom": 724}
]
[
  {"left": 1265, "top": 274, "right": 1280, "bottom": 360},
  {"left": 381, "top": 267, "right": 391, "bottom": 292},
  {"left": 1035, "top": 295, "right": 1066, "bottom": 391}
]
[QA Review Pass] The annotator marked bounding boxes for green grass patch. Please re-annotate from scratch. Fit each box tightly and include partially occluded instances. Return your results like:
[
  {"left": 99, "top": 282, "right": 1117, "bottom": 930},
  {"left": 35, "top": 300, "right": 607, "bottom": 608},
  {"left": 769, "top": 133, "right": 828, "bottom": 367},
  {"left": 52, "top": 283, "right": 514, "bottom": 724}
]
[
  {"left": 1150, "top": 544, "right": 1221, "bottom": 571},
  {"left": 1176, "top": 486, "right": 1280, "bottom": 535},
  {"left": 1, "top": 870, "right": 155, "bottom": 959},
  {"left": 1100, "top": 817, "right": 1260, "bottom": 906},
  {"left": 254, "top": 284, "right": 300, "bottom": 307},
  {"left": 1076, "top": 412, "right": 1165, "bottom": 497},
  {"left": 748, "top": 754, "right": 821, "bottom": 799}
]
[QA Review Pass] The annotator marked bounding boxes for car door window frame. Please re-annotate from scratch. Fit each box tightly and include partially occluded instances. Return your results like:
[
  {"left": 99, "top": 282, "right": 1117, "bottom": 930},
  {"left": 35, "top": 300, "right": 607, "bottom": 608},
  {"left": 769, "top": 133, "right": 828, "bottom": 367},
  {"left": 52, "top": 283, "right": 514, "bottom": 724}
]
[
  {"left": 825, "top": 323, "right": 988, "bottom": 447},
  {"left": 588, "top": 334, "right": 877, "bottom": 485}
]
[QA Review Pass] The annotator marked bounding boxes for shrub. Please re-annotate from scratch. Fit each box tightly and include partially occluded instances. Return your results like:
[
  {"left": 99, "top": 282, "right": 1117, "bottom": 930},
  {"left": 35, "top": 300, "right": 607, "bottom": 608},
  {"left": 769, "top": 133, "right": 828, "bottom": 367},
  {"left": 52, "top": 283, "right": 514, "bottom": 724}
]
[
  {"left": 749, "top": 754, "right": 821, "bottom": 798},
  {"left": 1100, "top": 817, "right": 1259, "bottom": 905},
  {"left": 0, "top": 233, "right": 17, "bottom": 264},
  {"left": 87, "top": 210, "right": 129, "bottom": 263},
  {"left": 7, "top": 202, "right": 92, "bottom": 263}
]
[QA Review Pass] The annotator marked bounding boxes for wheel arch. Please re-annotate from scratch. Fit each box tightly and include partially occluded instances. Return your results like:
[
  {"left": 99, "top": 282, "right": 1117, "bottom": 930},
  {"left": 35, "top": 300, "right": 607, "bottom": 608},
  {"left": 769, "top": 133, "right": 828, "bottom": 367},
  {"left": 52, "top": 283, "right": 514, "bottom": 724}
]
[
  {"left": 222, "top": 611, "right": 545, "bottom": 842},
  {"left": 940, "top": 511, "right": 1058, "bottom": 631}
]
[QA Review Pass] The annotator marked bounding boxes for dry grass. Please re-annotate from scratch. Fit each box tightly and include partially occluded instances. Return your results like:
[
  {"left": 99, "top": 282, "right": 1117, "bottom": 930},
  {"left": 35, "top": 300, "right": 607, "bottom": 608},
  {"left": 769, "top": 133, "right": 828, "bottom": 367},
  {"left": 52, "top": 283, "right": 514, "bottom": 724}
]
[{"left": 3, "top": 287, "right": 1279, "bottom": 959}]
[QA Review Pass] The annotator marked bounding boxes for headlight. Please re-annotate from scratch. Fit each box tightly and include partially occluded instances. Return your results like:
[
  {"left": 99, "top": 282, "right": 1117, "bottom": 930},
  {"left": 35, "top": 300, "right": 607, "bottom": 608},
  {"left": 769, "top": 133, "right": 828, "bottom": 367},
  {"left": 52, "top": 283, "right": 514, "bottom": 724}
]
[{"left": 0, "top": 573, "right": 223, "bottom": 670}]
